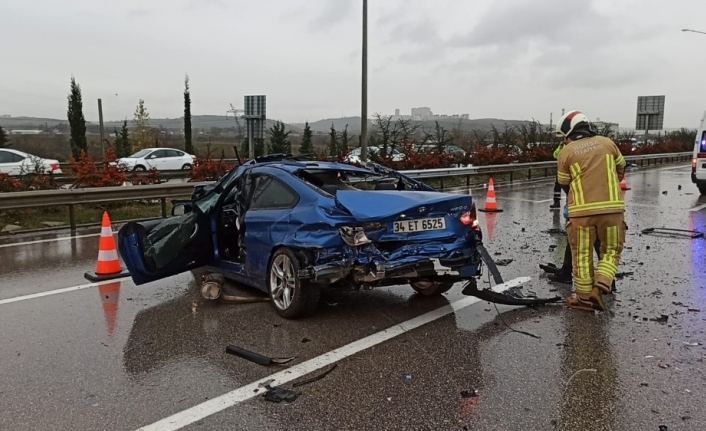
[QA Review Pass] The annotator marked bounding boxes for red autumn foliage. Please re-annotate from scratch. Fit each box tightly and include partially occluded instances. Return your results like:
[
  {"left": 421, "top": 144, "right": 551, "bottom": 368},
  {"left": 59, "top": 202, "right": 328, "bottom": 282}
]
[
  {"left": 190, "top": 155, "right": 234, "bottom": 182},
  {"left": 517, "top": 145, "right": 554, "bottom": 163},
  {"left": 470, "top": 146, "right": 515, "bottom": 166},
  {"left": 0, "top": 173, "right": 24, "bottom": 193},
  {"left": 69, "top": 147, "right": 129, "bottom": 188}
]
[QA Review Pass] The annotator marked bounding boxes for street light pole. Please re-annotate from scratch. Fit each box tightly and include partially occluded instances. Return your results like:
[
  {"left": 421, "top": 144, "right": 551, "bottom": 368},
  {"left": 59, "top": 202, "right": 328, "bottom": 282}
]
[
  {"left": 682, "top": 28, "right": 706, "bottom": 36},
  {"left": 360, "top": 0, "right": 368, "bottom": 162}
]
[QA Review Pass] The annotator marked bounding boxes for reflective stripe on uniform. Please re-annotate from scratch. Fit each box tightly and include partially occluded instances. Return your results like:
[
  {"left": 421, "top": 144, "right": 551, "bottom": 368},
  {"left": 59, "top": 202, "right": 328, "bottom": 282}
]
[
  {"left": 574, "top": 225, "right": 593, "bottom": 293},
  {"left": 596, "top": 225, "right": 620, "bottom": 279},
  {"left": 615, "top": 154, "right": 626, "bottom": 167},
  {"left": 557, "top": 172, "right": 571, "bottom": 181},
  {"left": 606, "top": 155, "right": 620, "bottom": 202},
  {"left": 569, "top": 201, "right": 625, "bottom": 216},
  {"left": 569, "top": 163, "right": 585, "bottom": 206}
]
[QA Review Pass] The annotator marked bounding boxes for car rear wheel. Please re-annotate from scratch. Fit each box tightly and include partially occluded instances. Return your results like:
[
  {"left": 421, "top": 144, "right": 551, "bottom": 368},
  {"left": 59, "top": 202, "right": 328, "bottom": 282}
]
[
  {"left": 268, "top": 248, "right": 320, "bottom": 318},
  {"left": 410, "top": 280, "right": 454, "bottom": 296},
  {"left": 182, "top": 163, "right": 192, "bottom": 170},
  {"left": 699, "top": 185, "right": 706, "bottom": 195}
]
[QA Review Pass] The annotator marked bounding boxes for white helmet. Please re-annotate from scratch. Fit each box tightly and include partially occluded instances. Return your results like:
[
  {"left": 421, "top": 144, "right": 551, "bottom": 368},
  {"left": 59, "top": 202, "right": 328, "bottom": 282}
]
[{"left": 556, "top": 110, "right": 590, "bottom": 138}]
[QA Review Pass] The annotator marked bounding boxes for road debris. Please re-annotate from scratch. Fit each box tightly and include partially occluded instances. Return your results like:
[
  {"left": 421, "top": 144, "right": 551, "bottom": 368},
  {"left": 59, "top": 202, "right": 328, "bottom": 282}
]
[
  {"left": 460, "top": 389, "right": 479, "bottom": 398},
  {"left": 650, "top": 314, "right": 669, "bottom": 324},
  {"left": 263, "top": 386, "right": 300, "bottom": 403},
  {"left": 543, "top": 228, "right": 566, "bottom": 236},
  {"left": 688, "top": 308, "right": 701, "bottom": 313},
  {"left": 292, "top": 364, "right": 338, "bottom": 388},
  {"left": 641, "top": 227, "right": 704, "bottom": 239},
  {"left": 225, "top": 345, "right": 295, "bottom": 366},
  {"left": 494, "top": 259, "right": 514, "bottom": 266},
  {"left": 683, "top": 342, "right": 701, "bottom": 346}
]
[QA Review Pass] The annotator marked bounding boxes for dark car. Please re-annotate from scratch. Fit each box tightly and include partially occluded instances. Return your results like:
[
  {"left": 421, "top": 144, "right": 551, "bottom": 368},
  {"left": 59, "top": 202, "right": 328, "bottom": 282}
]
[{"left": 117, "top": 155, "right": 486, "bottom": 318}]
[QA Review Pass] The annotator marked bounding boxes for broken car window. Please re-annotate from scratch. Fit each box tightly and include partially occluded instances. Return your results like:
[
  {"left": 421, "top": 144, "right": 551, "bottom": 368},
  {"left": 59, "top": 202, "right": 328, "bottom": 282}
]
[{"left": 250, "top": 175, "right": 300, "bottom": 210}]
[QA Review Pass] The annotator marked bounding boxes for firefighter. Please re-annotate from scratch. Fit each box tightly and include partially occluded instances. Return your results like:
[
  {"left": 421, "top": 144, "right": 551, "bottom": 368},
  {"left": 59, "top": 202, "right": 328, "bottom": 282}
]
[
  {"left": 555, "top": 110, "right": 626, "bottom": 312},
  {"left": 550, "top": 142, "right": 566, "bottom": 209}
]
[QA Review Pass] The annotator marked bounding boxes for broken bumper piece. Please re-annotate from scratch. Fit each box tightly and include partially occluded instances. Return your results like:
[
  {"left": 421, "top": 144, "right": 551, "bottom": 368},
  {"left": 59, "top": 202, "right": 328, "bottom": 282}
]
[{"left": 298, "top": 255, "right": 480, "bottom": 284}]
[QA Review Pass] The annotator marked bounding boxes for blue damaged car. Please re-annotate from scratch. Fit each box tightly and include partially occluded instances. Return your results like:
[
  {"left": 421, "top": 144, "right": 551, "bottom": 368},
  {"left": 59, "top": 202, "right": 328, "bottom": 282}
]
[{"left": 117, "top": 155, "right": 493, "bottom": 318}]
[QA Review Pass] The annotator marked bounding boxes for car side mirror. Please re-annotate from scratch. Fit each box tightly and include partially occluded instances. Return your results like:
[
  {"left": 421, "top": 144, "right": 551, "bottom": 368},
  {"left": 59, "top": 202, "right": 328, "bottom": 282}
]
[{"left": 171, "top": 202, "right": 193, "bottom": 216}]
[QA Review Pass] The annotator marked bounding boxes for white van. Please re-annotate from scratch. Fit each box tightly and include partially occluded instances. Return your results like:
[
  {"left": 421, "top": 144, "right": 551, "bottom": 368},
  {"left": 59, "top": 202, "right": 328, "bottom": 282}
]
[{"left": 692, "top": 110, "right": 706, "bottom": 194}]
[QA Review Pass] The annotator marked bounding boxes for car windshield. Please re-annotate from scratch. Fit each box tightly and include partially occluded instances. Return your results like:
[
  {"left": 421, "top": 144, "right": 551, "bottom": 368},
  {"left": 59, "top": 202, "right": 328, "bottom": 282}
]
[
  {"left": 193, "top": 164, "right": 244, "bottom": 214},
  {"left": 126, "top": 149, "right": 152, "bottom": 158}
]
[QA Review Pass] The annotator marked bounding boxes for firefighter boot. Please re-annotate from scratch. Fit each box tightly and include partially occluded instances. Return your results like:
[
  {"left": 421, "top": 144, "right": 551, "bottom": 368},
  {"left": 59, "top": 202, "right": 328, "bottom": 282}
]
[
  {"left": 566, "top": 287, "right": 605, "bottom": 312},
  {"left": 550, "top": 199, "right": 561, "bottom": 209}
]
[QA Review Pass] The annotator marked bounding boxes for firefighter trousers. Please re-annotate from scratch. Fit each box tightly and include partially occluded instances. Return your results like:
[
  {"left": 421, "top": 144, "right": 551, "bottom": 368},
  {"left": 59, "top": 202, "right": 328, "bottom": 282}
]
[{"left": 567, "top": 214, "right": 627, "bottom": 294}]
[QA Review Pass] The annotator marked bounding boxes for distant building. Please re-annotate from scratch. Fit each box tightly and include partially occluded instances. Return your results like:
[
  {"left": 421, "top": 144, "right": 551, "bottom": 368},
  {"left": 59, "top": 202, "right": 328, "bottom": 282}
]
[
  {"left": 461, "top": 114, "right": 469, "bottom": 119},
  {"left": 395, "top": 108, "right": 400, "bottom": 116},
  {"left": 1, "top": 115, "right": 11, "bottom": 118},
  {"left": 411, "top": 107, "right": 434, "bottom": 121},
  {"left": 593, "top": 120, "right": 619, "bottom": 132}
]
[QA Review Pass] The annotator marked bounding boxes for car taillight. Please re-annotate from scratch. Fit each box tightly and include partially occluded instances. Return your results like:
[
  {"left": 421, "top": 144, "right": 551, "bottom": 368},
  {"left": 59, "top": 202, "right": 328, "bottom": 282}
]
[
  {"left": 51, "top": 163, "right": 60, "bottom": 171},
  {"left": 693, "top": 158, "right": 698, "bottom": 173},
  {"left": 459, "top": 211, "right": 479, "bottom": 229}
]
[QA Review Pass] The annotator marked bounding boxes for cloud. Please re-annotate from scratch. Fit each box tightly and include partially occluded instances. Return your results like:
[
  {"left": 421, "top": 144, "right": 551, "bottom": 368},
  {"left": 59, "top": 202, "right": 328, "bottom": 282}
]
[
  {"left": 126, "top": 8, "right": 151, "bottom": 19},
  {"left": 185, "top": 0, "right": 226, "bottom": 11},
  {"left": 309, "top": 0, "right": 356, "bottom": 32}
]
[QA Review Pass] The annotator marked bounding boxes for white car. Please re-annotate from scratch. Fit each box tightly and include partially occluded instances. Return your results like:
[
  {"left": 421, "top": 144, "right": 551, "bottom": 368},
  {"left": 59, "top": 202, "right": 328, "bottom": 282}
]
[
  {"left": 0, "top": 148, "right": 62, "bottom": 176},
  {"left": 118, "top": 148, "right": 196, "bottom": 171},
  {"left": 343, "top": 146, "right": 405, "bottom": 164},
  {"left": 692, "top": 110, "right": 706, "bottom": 194}
]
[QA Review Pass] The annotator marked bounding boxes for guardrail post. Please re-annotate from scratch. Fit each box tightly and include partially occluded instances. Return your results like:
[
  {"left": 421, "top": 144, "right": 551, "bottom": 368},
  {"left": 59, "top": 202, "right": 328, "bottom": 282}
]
[
  {"left": 510, "top": 171, "right": 514, "bottom": 182},
  {"left": 466, "top": 175, "right": 470, "bottom": 187},
  {"left": 69, "top": 204, "right": 76, "bottom": 234},
  {"left": 440, "top": 178, "right": 444, "bottom": 190},
  {"left": 161, "top": 197, "right": 167, "bottom": 218},
  {"left": 544, "top": 168, "right": 548, "bottom": 177},
  {"left": 528, "top": 169, "right": 532, "bottom": 180}
]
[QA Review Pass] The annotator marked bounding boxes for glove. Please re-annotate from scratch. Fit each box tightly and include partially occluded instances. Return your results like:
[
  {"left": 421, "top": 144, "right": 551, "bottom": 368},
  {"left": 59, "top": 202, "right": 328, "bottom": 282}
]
[{"left": 562, "top": 205, "right": 569, "bottom": 220}]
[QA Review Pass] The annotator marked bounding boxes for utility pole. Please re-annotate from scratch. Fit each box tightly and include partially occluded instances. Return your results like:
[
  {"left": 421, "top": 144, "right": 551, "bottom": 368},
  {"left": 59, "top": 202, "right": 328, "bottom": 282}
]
[
  {"left": 98, "top": 98, "right": 105, "bottom": 156},
  {"left": 360, "top": 0, "right": 368, "bottom": 162}
]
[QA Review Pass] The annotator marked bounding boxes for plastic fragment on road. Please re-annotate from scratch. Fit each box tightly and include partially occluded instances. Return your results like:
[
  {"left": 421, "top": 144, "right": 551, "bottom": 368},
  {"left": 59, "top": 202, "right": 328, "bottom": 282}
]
[
  {"left": 263, "top": 386, "right": 300, "bottom": 403},
  {"left": 225, "top": 345, "right": 295, "bottom": 366},
  {"left": 641, "top": 227, "right": 704, "bottom": 239},
  {"left": 292, "top": 364, "right": 338, "bottom": 388},
  {"left": 461, "top": 389, "right": 479, "bottom": 398}
]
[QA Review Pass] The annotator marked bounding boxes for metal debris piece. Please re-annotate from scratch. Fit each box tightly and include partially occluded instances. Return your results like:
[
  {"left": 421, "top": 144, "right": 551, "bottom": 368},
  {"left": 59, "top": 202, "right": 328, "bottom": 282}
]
[
  {"left": 688, "top": 308, "right": 701, "bottom": 313},
  {"left": 292, "top": 364, "right": 338, "bottom": 388},
  {"left": 641, "top": 227, "right": 704, "bottom": 239},
  {"left": 225, "top": 345, "right": 295, "bottom": 366},
  {"left": 544, "top": 228, "right": 567, "bottom": 236},
  {"left": 263, "top": 386, "right": 300, "bottom": 403},
  {"left": 494, "top": 259, "right": 514, "bottom": 266},
  {"left": 461, "top": 389, "right": 479, "bottom": 398},
  {"left": 615, "top": 272, "right": 634, "bottom": 279},
  {"left": 650, "top": 315, "right": 669, "bottom": 324}
]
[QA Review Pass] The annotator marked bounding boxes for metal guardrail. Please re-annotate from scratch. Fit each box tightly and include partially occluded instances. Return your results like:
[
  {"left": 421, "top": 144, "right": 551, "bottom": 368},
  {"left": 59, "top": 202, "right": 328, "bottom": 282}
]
[{"left": 0, "top": 152, "right": 692, "bottom": 234}]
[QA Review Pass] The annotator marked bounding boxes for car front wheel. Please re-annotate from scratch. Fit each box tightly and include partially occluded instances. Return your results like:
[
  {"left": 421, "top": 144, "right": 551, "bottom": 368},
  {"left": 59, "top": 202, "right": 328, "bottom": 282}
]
[
  {"left": 410, "top": 280, "right": 454, "bottom": 296},
  {"left": 268, "top": 248, "right": 320, "bottom": 318},
  {"left": 133, "top": 165, "right": 146, "bottom": 172}
]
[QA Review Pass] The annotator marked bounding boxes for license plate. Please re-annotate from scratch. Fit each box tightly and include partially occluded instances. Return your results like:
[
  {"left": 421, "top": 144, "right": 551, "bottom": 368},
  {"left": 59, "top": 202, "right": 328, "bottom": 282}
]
[{"left": 393, "top": 217, "right": 446, "bottom": 233}]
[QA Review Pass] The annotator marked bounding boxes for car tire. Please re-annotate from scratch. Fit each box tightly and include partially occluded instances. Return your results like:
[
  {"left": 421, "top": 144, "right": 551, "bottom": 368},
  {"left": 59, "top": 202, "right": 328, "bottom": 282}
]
[
  {"left": 699, "top": 185, "right": 706, "bottom": 195},
  {"left": 133, "top": 165, "right": 146, "bottom": 172},
  {"left": 410, "top": 280, "right": 454, "bottom": 297},
  {"left": 268, "top": 247, "right": 321, "bottom": 318},
  {"left": 182, "top": 163, "right": 192, "bottom": 170}
]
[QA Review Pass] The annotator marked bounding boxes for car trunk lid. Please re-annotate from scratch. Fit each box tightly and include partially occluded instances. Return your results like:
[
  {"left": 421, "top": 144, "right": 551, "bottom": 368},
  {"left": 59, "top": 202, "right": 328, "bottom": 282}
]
[{"left": 335, "top": 190, "right": 472, "bottom": 222}]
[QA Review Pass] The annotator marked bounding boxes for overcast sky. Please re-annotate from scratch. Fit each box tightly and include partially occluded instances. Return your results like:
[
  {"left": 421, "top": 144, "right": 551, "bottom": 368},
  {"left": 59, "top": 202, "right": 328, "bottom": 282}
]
[{"left": 2, "top": 0, "right": 706, "bottom": 128}]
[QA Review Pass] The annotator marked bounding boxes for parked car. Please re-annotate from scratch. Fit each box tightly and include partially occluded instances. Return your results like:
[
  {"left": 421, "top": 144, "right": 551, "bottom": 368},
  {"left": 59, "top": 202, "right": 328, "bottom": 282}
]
[
  {"left": 343, "top": 146, "right": 405, "bottom": 164},
  {"left": 0, "top": 148, "right": 62, "bottom": 176},
  {"left": 118, "top": 155, "right": 486, "bottom": 318},
  {"left": 117, "top": 148, "right": 195, "bottom": 171},
  {"left": 692, "top": 110, "right": 706, "bottom": 194}
]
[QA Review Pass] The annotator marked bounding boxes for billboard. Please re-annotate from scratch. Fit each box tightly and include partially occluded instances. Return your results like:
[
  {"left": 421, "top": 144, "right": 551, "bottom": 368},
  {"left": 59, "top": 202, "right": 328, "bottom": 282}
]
[{"left": 635, "top": 95, "right": 665, "bottom": 131}]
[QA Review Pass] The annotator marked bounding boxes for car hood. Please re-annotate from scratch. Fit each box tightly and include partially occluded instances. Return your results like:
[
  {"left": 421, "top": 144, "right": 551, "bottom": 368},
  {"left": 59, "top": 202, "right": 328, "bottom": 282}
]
[{"left": 335, "top": 190, "right": 471, "bottom": 222}]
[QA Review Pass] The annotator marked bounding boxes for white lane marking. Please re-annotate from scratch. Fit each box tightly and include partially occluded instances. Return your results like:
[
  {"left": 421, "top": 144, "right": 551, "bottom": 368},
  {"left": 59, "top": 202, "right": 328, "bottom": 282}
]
[
  {"left": 0, "top": 277, "right": 130, "bottom": 306},
  {"left": 0, "top": 233, "right": 104, "bottom": 249},
  {"left": 689, "top": 203, "right": 706, "bottom": 212},
  {"left": 497, "top": 197, "right": 553, "bottom": 204},
  {"left": 135, "top": 276, "right": 531, "bottom": 431}
]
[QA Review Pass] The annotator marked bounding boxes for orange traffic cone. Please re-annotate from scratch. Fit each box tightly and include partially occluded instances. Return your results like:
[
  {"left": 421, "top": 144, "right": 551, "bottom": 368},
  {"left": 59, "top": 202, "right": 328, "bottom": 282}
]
[
  {"left": 620, "top": 175, "right": 630, "bottom": 191},
  {"left": 478, "top": 178, "right": 503, "bottom": 213},
  {"left": 98, "top": 281, "right": 121, "bottom": 337},
  {"left": 84, "top": 212, "right": 130, "bottom": 282}
]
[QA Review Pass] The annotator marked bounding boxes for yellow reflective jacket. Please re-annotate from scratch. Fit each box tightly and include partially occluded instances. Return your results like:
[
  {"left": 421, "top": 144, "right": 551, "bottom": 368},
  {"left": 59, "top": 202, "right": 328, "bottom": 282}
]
[
  {"left": 553, "top": 143, "right": 565, "bottom": 159},
  {"left": 557, "top": 136, "right": 626, "bottom": 217}
]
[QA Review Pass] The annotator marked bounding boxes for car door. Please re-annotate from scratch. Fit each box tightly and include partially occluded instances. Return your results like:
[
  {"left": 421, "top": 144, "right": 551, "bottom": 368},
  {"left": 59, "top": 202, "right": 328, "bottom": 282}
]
[
  {"left": 0, "top": 150, "right": 26, "bottom": 175},
  {"left": 165, "top": 149, "right": 186, "bottom": 170},
  {"left": 242, "top": 175, "right": 301, "bottom": 279},
  {"left": 117, "top": 202, "right": 215, "bottom": 285},
  {"left": 145, "top": 150, "right": 167, "bottom": 170}
]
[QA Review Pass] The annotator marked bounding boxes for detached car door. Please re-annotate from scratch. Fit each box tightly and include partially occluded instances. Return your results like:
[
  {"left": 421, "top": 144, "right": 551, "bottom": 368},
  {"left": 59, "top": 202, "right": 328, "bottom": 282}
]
[{"left": 118, "top": 205, "right": 214, "bottom": 285}]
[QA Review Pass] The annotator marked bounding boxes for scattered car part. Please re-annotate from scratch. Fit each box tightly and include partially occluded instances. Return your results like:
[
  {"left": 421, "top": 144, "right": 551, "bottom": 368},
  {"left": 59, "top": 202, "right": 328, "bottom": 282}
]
[
  {"left": 409, "top": 280, "right": 454, "bottom": 296},
  {"left": 263, "top": 386, "right": 300, "bottom": 403},
  {"left": 641, "top": 227, "right": 704, "bottom": 239},
  {"left": 292, "top": 364, "right": 338, "bottom": 388},
  {"left": 225, "top": 345, "right": 295, "bottom": 366},
  {"left": 461, "top": 244, "right": 562, "bottom": 306},
  {"left": 461, "top": 389, "right": 479, "bottom": 398},
  {"left": 200, "top": 273, "right": 224, "bottom": 300}
]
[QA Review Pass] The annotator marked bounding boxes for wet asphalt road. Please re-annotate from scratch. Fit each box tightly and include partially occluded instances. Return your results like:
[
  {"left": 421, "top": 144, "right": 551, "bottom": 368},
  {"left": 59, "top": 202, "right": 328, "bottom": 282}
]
[{"left": 2, "top": 163, "right": 706, "bottom": 431}]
